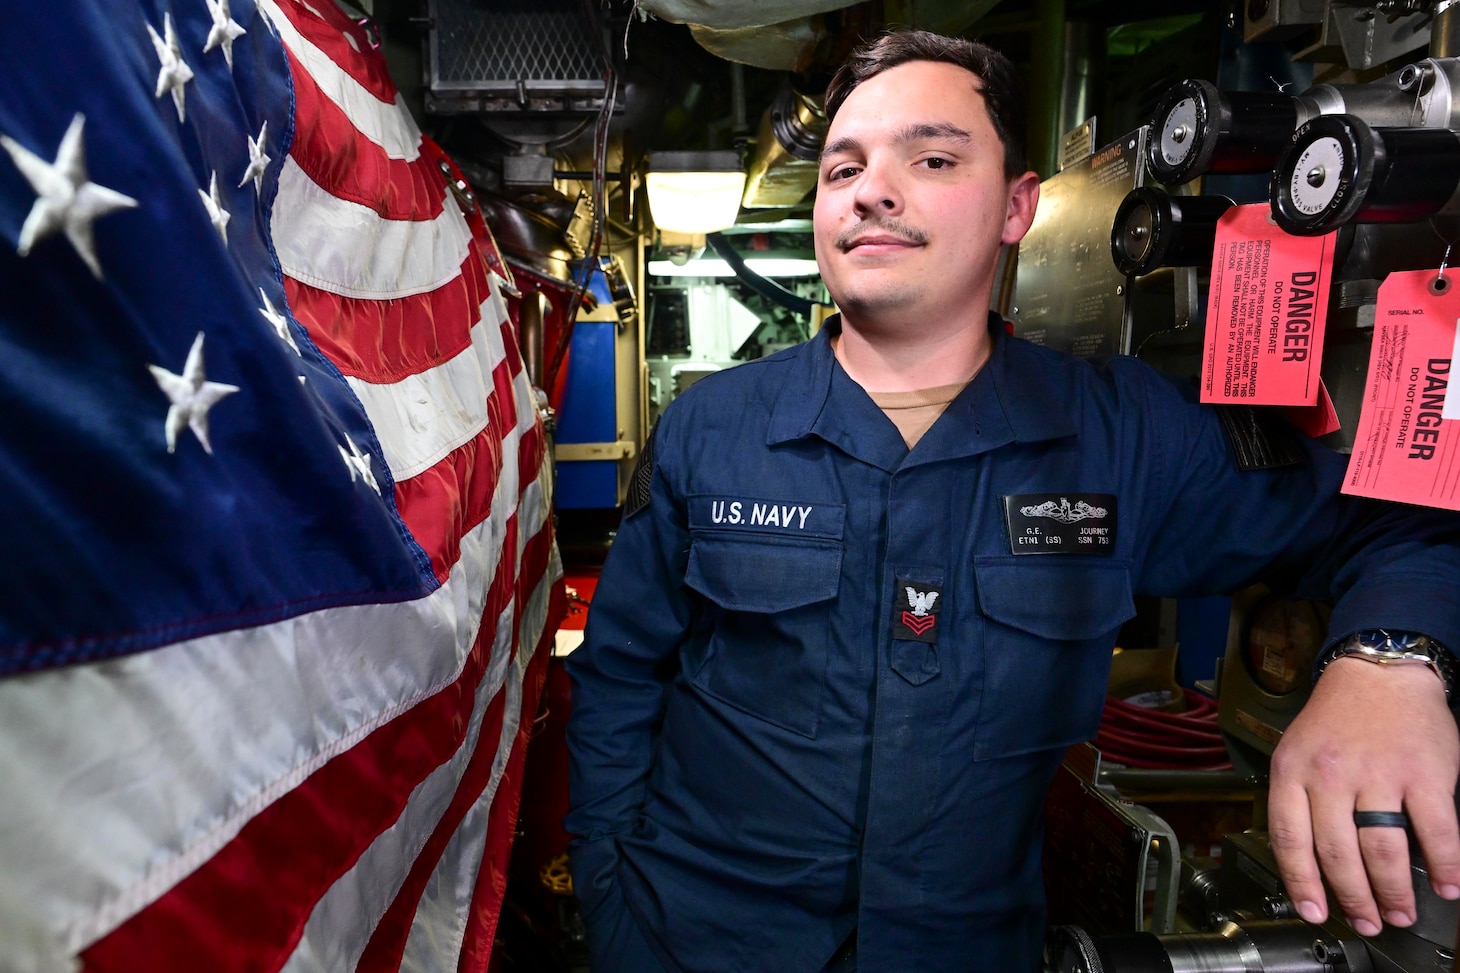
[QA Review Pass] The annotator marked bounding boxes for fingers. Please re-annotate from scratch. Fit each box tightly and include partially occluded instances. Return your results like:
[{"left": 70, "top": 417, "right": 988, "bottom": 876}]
[
  {"left": 1407, "top": 791, "right": 1460, "bottom": 903},
  {"left": 1271, "top": 782, "right": 1409, "bottom": 934},
  {"left": 1267, "top": 772, "right": 1328, "bottom": 925},
  {"left": 1351, "top": 816, "right": 1414, "bottom": 932}
]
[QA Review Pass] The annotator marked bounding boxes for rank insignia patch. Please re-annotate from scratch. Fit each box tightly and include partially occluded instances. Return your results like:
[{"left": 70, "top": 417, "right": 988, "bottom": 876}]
[{"left": 893, "top": 579, "right": 943, "bottom": 643}]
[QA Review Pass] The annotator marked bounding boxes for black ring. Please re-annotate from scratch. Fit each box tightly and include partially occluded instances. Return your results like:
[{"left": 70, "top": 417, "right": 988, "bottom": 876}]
[{"left": 1353, "top": 810, "right": 1410, "bottom": 829}]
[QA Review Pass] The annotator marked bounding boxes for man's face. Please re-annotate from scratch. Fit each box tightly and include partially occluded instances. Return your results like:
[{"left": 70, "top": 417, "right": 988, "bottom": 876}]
[{"left": 813, "top": 59, "right": 1038, "bottom": 331}]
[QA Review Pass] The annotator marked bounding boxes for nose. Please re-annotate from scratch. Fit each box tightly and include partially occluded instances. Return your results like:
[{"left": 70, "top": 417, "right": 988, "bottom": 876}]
[{"left": 851, "top": 155, "right": 902, "bottom": 217}]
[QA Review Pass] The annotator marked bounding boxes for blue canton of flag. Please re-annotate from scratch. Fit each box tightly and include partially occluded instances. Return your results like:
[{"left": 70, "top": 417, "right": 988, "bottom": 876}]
[{"left": 0, "top": 0, "right": 430, "bottom": 674}]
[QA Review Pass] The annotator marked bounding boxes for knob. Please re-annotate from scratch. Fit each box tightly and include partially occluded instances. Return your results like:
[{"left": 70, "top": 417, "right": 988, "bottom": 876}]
[
  {"left": 1272, "top": 113, "right": 1460, "bottom": 235},
  {"left": 1111, "top": 187, "right": 1235, "bottom": 275},
  {"left": 1148, "top": 78, "right": 1300, "bottom": 185}
]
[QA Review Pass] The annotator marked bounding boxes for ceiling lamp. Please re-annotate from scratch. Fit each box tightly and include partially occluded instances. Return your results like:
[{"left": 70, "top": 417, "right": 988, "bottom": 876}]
[
  {"left": 645, "top": 151, "right": 746, "bottom": 235},
  {"left": 646, "top": 256, "right": 823, "bottom": 278}
]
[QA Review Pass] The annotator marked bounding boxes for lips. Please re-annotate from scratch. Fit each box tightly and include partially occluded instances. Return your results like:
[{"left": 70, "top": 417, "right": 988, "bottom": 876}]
[
  {"left": 841, "top": 233, "right": 919, "bottom": 252},
  {"left": 834, "top": 218, "right": 929, "bottom": 252}
]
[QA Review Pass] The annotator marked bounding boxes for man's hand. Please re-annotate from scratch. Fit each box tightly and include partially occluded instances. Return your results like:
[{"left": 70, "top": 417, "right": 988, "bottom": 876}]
[{"left": 1268, "top": 657, "right": 1460, "bottom": 935}]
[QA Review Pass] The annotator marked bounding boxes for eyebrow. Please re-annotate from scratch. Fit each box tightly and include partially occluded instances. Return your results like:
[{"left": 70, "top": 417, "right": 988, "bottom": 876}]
[{"left": 821, "top": 122, "right": 974, "bottom": 161}]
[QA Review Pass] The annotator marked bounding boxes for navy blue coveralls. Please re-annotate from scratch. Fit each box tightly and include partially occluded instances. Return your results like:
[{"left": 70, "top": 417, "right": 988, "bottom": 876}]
[{"left": 564, "top": 315, "right": 1460, "bottom": 973}]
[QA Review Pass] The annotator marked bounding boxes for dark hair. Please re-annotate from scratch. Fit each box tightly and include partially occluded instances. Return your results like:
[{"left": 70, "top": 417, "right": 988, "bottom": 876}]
[{"left": 824, "top": 30, "right": 1028, "bottom": 179}]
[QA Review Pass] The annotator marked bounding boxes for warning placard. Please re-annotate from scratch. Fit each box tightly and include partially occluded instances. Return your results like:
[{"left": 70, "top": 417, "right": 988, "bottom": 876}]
[
  {"left": 1200, "top": 205, "right": 1337, "bottom": 407},
  {"left": 1344, "top": 269, "right": 1460, "bottom": 510}
]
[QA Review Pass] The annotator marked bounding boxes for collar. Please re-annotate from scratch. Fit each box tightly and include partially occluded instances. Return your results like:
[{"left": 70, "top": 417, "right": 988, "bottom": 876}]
[{"left": 766, "top": 312, "right": 1080, "bottom": 470}]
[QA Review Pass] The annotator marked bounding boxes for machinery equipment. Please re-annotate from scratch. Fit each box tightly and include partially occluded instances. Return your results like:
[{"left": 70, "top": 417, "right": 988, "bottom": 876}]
[
  {"left": 1043, "top": 590, "right": 1459, "bottom": 972},
  {"left": 1047, "top": 829, "right": 1459, "bottom": 972},
  {"left": 1146, "top": 58, "right": 1460, "bottom": 187}
]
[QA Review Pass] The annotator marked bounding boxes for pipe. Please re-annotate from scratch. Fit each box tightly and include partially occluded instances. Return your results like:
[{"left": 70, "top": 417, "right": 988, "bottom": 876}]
[
  {"left": 1435, "top": 0, "right": 1460, "bottom": 58},
  {"left": 1029, "top": 0, "right": 1067, "bottom": 177},
  {"left": 520, "top": 290, "right": 548, "bottom": 389}
]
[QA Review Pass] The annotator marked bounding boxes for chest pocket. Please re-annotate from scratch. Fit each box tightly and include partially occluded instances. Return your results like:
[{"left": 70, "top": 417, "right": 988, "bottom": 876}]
[
  {"left": 971, "top": 557, "right": 1135, "bottom": 760},
  {"left": 683, "top": 533, "right": 842, "bottom": 738}
]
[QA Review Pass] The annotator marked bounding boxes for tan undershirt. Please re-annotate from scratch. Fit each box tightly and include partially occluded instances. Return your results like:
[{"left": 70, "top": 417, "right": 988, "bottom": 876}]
[{"left": 868, "top": 381, "right": 970, "bottom": 449}]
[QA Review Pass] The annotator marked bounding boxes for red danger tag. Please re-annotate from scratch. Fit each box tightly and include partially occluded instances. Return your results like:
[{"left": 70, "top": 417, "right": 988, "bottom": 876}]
[
  {"left": 1344, "top": 269, "right": 1460, "bottom": 510},
  {"left": 1200, "top": 204, "right": 1337, "bottom": 407}
]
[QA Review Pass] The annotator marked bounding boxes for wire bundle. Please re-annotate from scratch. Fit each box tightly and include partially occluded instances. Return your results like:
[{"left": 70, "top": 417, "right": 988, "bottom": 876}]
[{"left": 1094, "top": 689, "right": 1232, "bottom": 770}]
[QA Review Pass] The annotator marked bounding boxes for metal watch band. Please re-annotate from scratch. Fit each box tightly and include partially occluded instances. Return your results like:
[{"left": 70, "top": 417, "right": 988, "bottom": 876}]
[{"left": 1316, "top": 629, "right": 1456, "bottom": 698}]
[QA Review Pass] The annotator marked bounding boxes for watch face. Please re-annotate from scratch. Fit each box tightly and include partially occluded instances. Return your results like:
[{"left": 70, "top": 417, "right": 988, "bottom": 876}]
[
  {"left": 1358, "top": 629, "right": 1424, "bottom": 653},
  {"left": 1242, "top": 597, "right": 1326, "bottom": 696}
]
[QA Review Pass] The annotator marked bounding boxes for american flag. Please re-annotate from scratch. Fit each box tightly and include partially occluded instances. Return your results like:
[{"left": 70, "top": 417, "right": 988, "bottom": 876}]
[{"left": 0, "top": 1, "right": 562, "bottom": 970}]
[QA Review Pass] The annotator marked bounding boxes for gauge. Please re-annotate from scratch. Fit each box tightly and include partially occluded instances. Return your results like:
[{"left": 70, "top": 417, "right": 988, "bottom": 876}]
[{"left": 1241, "top": 596, "right": 1326, "bottom": 696}]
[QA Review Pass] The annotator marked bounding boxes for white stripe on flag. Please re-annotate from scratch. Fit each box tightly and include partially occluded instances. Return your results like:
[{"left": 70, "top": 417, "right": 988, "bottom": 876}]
[
  {"left": 273, "top": 157, "right": 471, "bottom": 299},
  {"left": 347, "top": 298, "right": 509, "bottom": 481},
  {"left": 256, "top": 0, "right": 423, "bottom": 161}
]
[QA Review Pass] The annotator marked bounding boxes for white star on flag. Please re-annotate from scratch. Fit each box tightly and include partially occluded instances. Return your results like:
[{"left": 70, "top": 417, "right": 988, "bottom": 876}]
[
  {"left": 239, "top": 120, "right": 270, "bottom": 193},
  {"left": 199, "top": 170, "right": 230, "bottom": 242},
  {"left": 339, "top": 434, "right": 381, "bottom": 494},
  {"left": 258, "top": 287, "right": 299, "bottom": 354},
  {"left": 147, "top": 13, "right": 195, "bottom": 122},
  {"left": 203, "top": 0, "right": 247, "bottom": 69},
  {"left": 148, "top": 332, "right": 240, "bottom": 454},
  {"left": 0, "top": 113, "right": 138, "bottom": 279}
]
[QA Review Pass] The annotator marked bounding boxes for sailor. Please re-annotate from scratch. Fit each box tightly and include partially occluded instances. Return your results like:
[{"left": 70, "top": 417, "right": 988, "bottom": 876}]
[{"left": 565, "top": 29, "right": 1460, "bottom": 972}]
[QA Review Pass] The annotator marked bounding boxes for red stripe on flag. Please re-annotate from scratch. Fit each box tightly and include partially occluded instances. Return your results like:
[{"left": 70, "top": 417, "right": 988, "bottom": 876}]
[
  {"left": 459, "top": 557, "right": 565, "bottom": 973},
  {"left": 269, "top": 0, "right": 397, "bottom": 103},
  {"left": 282, "top": 253, "right": 490, "bottom": 383},
  {"left": 494, "top": 320, "right": 549, "bottom": 485},
  {"left": 396, "top": 419, "right": 546, "bottom": 584},
  {"left": 356, "top": 524, "right": 562, "bottom": 973},
  {"left": 286, "top": 51, "right": 443, "bottom": 222},
  {"left": 79, "top": 512, "right": 529, "bottom": 973}
]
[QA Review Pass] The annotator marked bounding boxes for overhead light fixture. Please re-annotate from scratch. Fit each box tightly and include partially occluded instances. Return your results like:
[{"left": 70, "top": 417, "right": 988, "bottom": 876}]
[
  {"left": 647, "top": 256, "right": 823, "bottom": 278},
  {"left": 645, "top": 151, "right": 746, "bottom": 235}
]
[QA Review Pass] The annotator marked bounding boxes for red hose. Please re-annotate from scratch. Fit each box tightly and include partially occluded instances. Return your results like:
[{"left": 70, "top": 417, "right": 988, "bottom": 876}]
[{"left": 1093, "top": 688, "right": 1233, "bottom": 771}]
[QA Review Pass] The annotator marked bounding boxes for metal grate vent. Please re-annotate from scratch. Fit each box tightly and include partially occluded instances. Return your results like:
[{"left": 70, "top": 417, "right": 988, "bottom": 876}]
[{"left": 427, "top": 0, "right": 608, "bottom": 112}]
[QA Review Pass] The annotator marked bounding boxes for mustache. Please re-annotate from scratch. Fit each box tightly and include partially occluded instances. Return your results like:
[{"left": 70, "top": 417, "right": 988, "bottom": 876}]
[{"left": 835, "top": 217, "right": 929, "bottom": 251}]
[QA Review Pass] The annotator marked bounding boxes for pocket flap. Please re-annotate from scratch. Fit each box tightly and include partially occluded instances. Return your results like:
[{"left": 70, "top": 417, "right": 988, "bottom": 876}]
[
  {"left": 686, "top": 536, "right": 841, "bottom": 613},
  {"left": 974, "top": 558, "right": 1135, "bottom": 640}
]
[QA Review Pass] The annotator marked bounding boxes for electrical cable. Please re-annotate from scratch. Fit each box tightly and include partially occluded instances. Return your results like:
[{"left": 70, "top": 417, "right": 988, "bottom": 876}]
[{"left": 705, "top": 232, "right": 816, "bottom": 316}]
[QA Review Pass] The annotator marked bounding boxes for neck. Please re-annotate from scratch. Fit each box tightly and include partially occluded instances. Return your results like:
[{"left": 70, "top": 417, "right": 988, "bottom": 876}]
[{"left": 833, "top": 311, "right": 993, "bottom": 392}]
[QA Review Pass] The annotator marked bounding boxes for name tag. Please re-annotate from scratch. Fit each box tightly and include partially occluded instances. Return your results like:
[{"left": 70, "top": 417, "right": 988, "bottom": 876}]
[
  {"left": 1003, "top": 493, "right": 1118, "bottom": 556},
  {"left": 689, "top": 495, "right": 844, "bottom": 539}
]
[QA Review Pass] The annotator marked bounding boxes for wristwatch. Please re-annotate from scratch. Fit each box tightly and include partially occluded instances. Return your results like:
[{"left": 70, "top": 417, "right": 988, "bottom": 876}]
[{"left": 1315, "top": 629, "right": 1457, "bottom": 699}]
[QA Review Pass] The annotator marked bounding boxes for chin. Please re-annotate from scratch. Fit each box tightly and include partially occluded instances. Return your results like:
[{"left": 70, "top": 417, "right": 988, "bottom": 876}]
[{"left": 840, "top": 280, "right": 917, "bottom": 309}]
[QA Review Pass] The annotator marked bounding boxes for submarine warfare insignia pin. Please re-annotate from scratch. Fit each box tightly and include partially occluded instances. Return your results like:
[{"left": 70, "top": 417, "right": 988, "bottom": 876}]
[
  {"left": 893, "top": 579, "right": 943, "bottom": 643},
  {"left": 1003, "top": 493, "right": 1117, "bottom": 556}
]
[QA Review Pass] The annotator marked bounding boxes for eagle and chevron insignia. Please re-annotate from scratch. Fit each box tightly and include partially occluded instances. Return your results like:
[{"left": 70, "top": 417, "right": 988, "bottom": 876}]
[{"left": 894, "top": 578, "right": 943, "bottom": 644}]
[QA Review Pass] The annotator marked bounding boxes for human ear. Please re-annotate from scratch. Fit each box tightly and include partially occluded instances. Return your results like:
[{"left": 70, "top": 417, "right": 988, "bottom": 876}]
[{"left": 1000, "top": 171, "right": 1040, "bottom": 245}]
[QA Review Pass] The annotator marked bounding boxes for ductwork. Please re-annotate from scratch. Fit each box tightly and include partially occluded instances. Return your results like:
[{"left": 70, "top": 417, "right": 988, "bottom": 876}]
[
  {"left": 635, "top": 0, "right": 852, "bottom": 30},
  {"left": 742, "top": 82, "right": 828, "bottom": 208}
]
